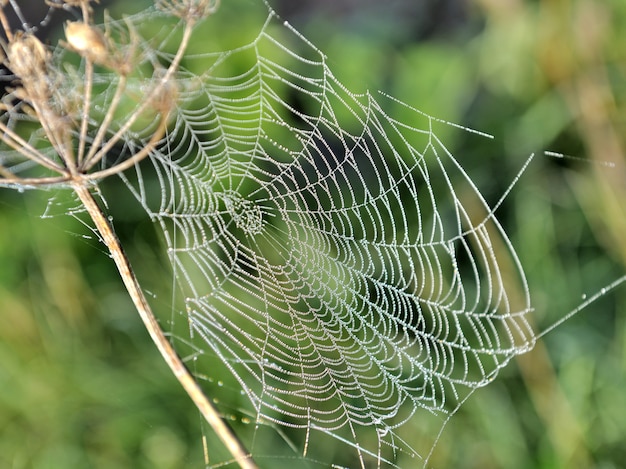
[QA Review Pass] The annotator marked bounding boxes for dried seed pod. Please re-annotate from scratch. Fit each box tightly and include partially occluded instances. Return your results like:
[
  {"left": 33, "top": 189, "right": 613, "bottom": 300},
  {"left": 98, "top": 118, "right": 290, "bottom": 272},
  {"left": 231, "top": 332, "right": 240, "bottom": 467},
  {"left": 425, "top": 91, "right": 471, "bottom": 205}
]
[
  {"left": 5, "top": 32, "right": 71, "bottom": 151},
  {"left": 64, "top": 21, "right": 108, "bottom": 64},
  {"left": 7, "top": 33, "right": 49, "bottom": 80},
  {"left": 6, "top": 33, "right": 54, "bottom": 104}
]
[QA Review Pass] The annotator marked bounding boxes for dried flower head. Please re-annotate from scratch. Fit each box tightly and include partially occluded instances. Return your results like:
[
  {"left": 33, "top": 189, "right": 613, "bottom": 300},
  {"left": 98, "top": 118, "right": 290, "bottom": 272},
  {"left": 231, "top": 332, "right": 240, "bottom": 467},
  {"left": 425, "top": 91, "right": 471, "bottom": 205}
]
[
  {"left": 64, "top": 21, "right": 108, "bottom": 64},
  {"left": 6, "top": 33, "right": 56, "bottom": 106},
  {"left": 156, "top": 0, "right": 220, "bottom": 23},
  {"left": 7, "top": 33, "right": 50, "bottom": 81}
]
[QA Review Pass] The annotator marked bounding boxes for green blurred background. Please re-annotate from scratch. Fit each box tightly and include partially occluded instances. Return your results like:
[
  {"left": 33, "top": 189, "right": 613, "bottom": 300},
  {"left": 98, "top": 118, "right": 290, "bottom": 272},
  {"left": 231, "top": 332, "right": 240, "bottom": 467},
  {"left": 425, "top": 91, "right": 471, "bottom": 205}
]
[{"left": 1, "top": 0, "right": 625, "bottom": 467}]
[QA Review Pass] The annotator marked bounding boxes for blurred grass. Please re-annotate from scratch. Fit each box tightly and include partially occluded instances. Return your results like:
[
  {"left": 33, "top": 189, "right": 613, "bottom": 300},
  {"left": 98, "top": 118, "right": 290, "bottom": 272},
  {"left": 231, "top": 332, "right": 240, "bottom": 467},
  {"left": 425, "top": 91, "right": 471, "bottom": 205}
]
[
  {"left": 0, "top": 190, "right": 205, "bottom": 468},
  {"left": 1, "top": 0, "right": 625, "bottom": 468}
]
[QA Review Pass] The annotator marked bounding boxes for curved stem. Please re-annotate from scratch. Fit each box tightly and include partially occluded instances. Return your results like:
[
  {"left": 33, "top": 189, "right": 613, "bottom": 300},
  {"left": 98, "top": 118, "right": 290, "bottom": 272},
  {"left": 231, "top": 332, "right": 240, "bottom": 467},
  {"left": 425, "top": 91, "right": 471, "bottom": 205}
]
[{"left": 72, "top": 181, "right": 258, "bottom": 469}]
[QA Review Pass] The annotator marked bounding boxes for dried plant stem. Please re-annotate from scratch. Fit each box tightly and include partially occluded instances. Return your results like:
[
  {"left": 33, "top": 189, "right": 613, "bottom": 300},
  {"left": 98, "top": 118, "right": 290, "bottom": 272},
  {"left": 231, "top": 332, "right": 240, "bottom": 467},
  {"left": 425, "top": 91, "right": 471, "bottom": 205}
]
[
  {"left": 72, "top": 181, "right": 259, "bottom": 469},
  {"left": 77, "top": 59, "right": 94, "bottom": 164},
  {"left": 0, "top": 121, "right": 65, "bottom": 173},
  {"left": 83, "top": 73, "right": 127, "bottom": 165}
]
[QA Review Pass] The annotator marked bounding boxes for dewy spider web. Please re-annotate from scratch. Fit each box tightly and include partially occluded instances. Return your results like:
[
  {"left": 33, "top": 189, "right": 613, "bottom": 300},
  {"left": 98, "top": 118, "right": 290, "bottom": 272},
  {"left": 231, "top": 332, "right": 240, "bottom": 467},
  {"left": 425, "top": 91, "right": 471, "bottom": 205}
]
[
  {"left": 113, "top": 3, "right": 537, "bottom": 467},
  {"left": 0, "top": 1, "right": 536, "bottom": 467}
]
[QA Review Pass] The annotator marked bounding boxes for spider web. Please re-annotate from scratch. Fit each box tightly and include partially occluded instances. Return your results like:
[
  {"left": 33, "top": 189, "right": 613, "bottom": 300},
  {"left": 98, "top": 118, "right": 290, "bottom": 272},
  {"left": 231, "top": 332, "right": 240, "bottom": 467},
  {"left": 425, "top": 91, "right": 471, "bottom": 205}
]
[
  {"left": 111, "top": 3, "right": 537, "bottom": 467},
  {"left": 1, "top": 1, "right": 537, "bottom": 467}
]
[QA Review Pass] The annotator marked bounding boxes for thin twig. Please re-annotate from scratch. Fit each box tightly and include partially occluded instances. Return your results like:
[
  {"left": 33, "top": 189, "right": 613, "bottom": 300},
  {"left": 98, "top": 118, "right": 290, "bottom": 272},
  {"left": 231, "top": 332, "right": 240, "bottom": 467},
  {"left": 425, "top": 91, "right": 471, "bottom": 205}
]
[
  {"left": 28, "top": 100, "right": 73, "bottom": 167},
  {"left": 0, "top": 120, "right": 65, "bottom": 172},
  {"left": 0, "top": 174, "right": 70, "bottom": 186},
  {"left": 83, "top": 73, "right": 128, "bottom": 165},
  {"left": 72, "top": 181, "right": 259, "bottom": 469},
  {"left": 0, "top": 6, "right": 14, "bottom": 41},
  {"left": 77, "top": 59, "right": 94, "bottom": 165}
]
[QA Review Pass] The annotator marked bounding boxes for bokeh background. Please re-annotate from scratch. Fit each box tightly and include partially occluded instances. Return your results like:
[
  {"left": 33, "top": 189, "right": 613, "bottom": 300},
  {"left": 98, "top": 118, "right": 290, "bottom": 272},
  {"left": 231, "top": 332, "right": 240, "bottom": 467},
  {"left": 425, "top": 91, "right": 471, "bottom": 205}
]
[{"left": 1, "top": 0, "right": 625, "bottom": 467}]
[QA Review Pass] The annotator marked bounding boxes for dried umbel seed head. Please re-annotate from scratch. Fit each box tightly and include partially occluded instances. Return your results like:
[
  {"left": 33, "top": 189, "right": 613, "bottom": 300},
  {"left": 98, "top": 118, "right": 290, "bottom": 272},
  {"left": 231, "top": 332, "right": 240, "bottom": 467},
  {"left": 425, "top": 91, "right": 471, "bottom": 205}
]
[
  {"left": 7, "top": 33, "right": 50, "bottom": 80},
  {"left": 5, "top": 33, "right": 70, "bottom": 147},
  {"left": 156, "top": 0, "right": 220, "bottom": 23},
  {"left": 64, "top": 21, "right": 108, "bottom": 64}
]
